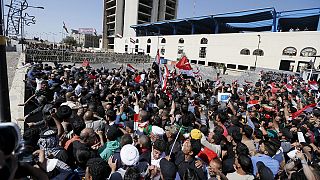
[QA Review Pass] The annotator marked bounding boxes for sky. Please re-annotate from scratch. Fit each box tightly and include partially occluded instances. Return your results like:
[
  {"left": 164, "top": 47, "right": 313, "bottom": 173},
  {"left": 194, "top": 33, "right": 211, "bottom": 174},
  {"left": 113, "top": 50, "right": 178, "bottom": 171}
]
[{"left": 4, "top": 0, "right": 320, "bottom": 42}]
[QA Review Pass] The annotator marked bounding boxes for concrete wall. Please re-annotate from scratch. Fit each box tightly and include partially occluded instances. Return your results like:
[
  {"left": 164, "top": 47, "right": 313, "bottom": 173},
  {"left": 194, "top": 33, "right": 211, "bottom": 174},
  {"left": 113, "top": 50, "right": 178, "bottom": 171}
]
[
  {"left": 123, "top": 0, "right": 139, "bottom": 37},
  {"left": 114, "top": 31, "right": 320, "bottom": 72},
  {"left": 115, "top": 0, "right": 125, "bottom": 36},
  {"left": 151, "top": 0, "right": 160, "bottom": 22}
]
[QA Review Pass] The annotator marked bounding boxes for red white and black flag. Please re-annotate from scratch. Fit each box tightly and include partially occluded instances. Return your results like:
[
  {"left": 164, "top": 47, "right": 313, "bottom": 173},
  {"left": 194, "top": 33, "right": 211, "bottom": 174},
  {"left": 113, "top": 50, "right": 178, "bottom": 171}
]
[
  {"left": 152, "top": 49, "right": 162, "bottom": 81},
  {"left": 130, "top": 38, "right": 135, "bottom": 43},
  {"left": 126, "top": 64, "right": 136, "bottom": 74},
  {"left": 135, "top": 74, "right": 146, "bottom": 84}
]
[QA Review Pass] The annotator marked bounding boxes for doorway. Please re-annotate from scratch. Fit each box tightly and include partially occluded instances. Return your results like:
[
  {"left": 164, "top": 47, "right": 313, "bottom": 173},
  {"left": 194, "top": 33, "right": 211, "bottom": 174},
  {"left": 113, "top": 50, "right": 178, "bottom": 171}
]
[{"left": 279, "top": 60, "right": 295, "bottom": 71}]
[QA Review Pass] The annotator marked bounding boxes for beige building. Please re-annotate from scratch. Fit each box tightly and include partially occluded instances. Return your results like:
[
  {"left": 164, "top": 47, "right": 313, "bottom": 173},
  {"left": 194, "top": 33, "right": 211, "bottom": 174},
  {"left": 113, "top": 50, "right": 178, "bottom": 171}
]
[
  {"left": 102, "top": 0, "right": 179, "bottom": 51},
  {"left": 71, "top": 29, "right": 100, "bottom": 48}
]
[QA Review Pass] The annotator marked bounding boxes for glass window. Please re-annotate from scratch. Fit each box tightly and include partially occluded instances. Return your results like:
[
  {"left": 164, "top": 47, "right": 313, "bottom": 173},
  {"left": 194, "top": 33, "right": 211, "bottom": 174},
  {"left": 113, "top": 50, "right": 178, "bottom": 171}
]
[
  {"left": 135, "top": 45, "right": 138, "bottom": 53},
  {"left": 227, "top": 64, "right": 236, "bottom": 69},
  {"left": 147, "top": 45, "right": 151, "bottom": 53},
  {"left": 147, "top": 39, "right": 151, "bottom": 43},
  {"left": 253, "top": 49, "right": 264, "bottom": 56},
  {"left": 161, "top": 47, "right": 165, "bottom": 55},
  {"left": 179, "top": 38, "right": 184, "bottom": 44},
  {"left": 300, "top": 47, "right": 317, "bottom": 57},
  {"left": 161, "top": 38, "right": 166, "bottom": 44},
  {"left": 177, "top": 46, "right": 184, "bottom": 54},
  {"left": 283, "top": 47, "right": 297, "bottom": 56},
  {"left": 125, "top": 45, "right": 128, "bottom": 53},
  {"left": 200, "top": 38, "right": 208, "bottom": 44},
  {"left": 240, "top": 48, "right": 250, "bottom": 55},
  {"left": 199, "top": 47, "right": 207, "bottom": 58},
  {"left": 135, "top": 39, "right": 139, "bottom": 43}
]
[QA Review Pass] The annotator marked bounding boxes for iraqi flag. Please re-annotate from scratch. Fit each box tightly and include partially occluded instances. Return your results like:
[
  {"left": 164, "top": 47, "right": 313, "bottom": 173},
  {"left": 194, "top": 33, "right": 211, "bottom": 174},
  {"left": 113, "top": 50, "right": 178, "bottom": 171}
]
[
  {"left": 292, "top": 103, "right": 316, "bottom": 119},
  {"left": 130, "top": 38, "right": 135, "bottom": 44},
  {"left": 133, "top": 105, "right": 139, "bottom": 132},
  {"left": 152, "top": 50, "right": 161, "bottom": 78},
  {"left": 152, "top": 49, "right": 162, "bottom": 81},
  {"left": 176, "top": 56, "right": 192, "bottom": 70},
  {"left": 247, "top": 100, "right": 259, "bottom": 109},
  {"left": 262, "top": 104, "right": 274, "bottom": 111},
  {"left": 134, "top": 74, "right": 145, "bottom": 84},
  {"left": 308, "top": 80, "right": 318, "bottom": 91},
  {"left": 63, "top": 21, "right": 69, "bottom": 33},
  {"left": 286, "top": 84, "right": 293, "bottom": 93},
  {"left": 126, "top": 64, "right": 136, "bottom": 74},
  {"left": 268, "top": 82, "right": 279, "bottom": 93},
  {"left": 176, "top": 56, "right": 195, "bottom": 78},
  {"left": 161, "top": 65, "right": 169, "bottom": 92}
]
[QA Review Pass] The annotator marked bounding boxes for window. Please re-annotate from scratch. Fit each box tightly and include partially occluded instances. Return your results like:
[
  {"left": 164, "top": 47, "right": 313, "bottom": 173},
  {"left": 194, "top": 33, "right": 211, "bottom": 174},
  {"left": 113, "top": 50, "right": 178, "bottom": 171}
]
[
  {"left": 161, "top": 47, "right": 165, "bottom": 55},
  {"left": 238, "top": 65, "right": 248, "bottom": 70},
  {"left": 147, "top": 45, "right": 151, "bottom": 53},
  {"left": 200, "top": 38, "right": 208, "bottom": 44},
  {"left": 161, "top": 38, "right": 166, "bottom": 44},
  {"left": 227, "top": 64, "right": 236, "bottom": 69},
  {"left": 135, "top": 39, "right": 139, "bottom": 43},
  {"left": 283, "top": 47, "right": 297, "bottom": 56},
  {"left": 199, "top": 47, "right": 207, "bottom": 58},
  {"left": 300, "top": 47, "right": 317, "bottom": 57},
  {"left": 125, "top": 45, "right": 128, "bottom": 53},
  {"left": 198, "top": 61, "right": 205, "bottom": 65},
  {"left": 208, "top": 62, "right": 215, "bottom": 66},
  {"left": 135, "top": 45, "right": 138, "bottom": 53},
  {"left": 253, "top": 49, "right": 264, "bottom": 56},
  {"left": 178, "top": 38, "right": 184, "bottom": 44},
  {"left": 191, "top": 60, "right": 197, "bottom": 64},
  {"left": 240, "top": 48, "right": 250, "bottom": 55},
  {"left": 147, "top": 39, "right": 151, "bottom": 43},
  {"left": 177, "top": 46, "right": 184, "bottom": 55}
]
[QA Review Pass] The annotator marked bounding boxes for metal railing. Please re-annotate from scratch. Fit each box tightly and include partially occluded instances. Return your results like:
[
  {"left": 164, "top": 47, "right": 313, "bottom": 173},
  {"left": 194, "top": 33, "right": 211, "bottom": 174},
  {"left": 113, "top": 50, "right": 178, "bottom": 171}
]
[{"left": 25, "top": 49, "right": 151, "bottom": 64}]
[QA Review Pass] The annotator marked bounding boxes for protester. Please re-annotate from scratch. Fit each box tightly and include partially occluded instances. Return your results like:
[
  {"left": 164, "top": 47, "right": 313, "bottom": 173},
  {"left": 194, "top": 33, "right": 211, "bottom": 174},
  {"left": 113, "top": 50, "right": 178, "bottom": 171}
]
[{"left": 4, "top": 58, "right": 320, "bottom": 180}]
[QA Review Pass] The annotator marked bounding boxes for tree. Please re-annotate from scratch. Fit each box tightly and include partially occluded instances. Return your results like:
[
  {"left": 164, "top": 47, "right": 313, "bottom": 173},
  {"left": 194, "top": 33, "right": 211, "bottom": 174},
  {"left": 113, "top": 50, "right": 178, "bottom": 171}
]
[{"left": 62, "top": 36, "right": 77, "bottom": 46}]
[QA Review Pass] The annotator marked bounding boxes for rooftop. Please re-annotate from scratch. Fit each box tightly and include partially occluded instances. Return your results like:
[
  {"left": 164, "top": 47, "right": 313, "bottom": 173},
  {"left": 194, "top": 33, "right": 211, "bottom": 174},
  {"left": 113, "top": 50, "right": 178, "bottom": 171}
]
[{"left": 131, "top": 7, "right": 320, "bottom": 36}]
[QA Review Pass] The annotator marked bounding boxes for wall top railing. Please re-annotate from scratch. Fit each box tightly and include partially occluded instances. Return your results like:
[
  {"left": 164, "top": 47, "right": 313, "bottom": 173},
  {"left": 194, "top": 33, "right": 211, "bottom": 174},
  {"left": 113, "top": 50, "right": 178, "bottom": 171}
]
[{"left": 25, "top": 49, "right": 151, "bottom": 64}]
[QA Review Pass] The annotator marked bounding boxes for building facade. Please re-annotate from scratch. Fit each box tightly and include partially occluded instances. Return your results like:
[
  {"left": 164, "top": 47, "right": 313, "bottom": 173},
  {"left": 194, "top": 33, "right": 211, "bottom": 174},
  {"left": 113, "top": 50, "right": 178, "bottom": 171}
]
[
  {"left": 102, "top": 0, "right": 179, "bottom": 51},
  {"left": 71, "top": 29, "right": 100, "bottom": 48},
  {"left": 114, "top": 31, "right": 320, "bottom": 73},
  {"left": 113, "top": 7, "right": 320, "bottom": 72}
]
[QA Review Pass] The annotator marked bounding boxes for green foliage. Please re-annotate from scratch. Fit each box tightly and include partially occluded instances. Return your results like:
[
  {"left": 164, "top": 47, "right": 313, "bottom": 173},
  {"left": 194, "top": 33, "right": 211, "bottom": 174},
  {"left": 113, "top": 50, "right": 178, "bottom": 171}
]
[{"left": 62, "top": 36, "right": 77, "bottom": 46}]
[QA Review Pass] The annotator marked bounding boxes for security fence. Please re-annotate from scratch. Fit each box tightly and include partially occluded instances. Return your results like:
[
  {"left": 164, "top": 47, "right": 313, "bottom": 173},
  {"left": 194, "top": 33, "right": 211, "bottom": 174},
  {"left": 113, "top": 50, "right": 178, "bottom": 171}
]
[{"left": 25, "top": 49, "right": 151, "bottom": 64}]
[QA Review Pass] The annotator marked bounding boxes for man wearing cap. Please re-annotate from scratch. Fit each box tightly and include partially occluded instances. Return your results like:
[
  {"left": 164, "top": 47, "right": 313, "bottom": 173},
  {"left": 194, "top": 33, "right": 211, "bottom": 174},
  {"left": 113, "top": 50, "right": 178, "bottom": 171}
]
[{"left": 108, "top": 144, "right": 143, "bottom": 179}]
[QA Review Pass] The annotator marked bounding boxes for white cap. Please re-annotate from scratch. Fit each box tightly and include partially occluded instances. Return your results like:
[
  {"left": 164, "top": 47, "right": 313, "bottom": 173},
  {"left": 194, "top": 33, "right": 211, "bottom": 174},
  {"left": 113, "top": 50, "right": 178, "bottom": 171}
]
[
  {"left": 120, "top": 144, "right": 139, "bottom": 166},
  {"left": 151, "top": 126, "right": 165, "bottom": 136}
]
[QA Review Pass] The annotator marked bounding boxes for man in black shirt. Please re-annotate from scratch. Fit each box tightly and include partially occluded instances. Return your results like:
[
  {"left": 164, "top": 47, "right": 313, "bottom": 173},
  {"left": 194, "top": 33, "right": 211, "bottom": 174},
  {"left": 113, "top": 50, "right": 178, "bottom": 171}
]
[{"left": 173, "top": 139, "right": 206, "bottom": 179}]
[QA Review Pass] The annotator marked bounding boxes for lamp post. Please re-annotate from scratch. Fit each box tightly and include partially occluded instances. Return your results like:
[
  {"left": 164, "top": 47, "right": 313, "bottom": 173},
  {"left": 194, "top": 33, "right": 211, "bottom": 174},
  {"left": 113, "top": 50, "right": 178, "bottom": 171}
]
[
  {"left": 5, "top": 3, "right": 44, "bottom": 51},
  {"left": 254, "top": 34, "right": 261, "bottom": 71},
  {"left": 0, "top": 0, "right": 11, "bottom": 122}
]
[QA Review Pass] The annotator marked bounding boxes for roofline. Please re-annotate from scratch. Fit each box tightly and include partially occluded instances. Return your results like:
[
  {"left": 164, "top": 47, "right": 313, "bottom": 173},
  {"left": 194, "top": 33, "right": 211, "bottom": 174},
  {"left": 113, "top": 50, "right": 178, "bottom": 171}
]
[
  {"left": 131, "top": 7, "right": 320, "bottom": 29},
  {"left": 131, "top": 7, "right": 275, "bottom": 28}
]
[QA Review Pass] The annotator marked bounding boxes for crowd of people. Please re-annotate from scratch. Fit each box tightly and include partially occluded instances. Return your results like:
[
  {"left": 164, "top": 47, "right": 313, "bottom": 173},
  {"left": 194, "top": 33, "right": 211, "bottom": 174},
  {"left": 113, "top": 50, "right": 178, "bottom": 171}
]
[{"left": 1, "top": 59, "right": 320, "bottom": 180}]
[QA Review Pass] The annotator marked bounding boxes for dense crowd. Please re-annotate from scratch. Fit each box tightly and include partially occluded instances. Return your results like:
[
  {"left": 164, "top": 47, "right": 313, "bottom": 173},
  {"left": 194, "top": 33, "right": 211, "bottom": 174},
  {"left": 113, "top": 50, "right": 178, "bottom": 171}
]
[{"left": 1, "top": 60, "right": 320, "bottom": 180}]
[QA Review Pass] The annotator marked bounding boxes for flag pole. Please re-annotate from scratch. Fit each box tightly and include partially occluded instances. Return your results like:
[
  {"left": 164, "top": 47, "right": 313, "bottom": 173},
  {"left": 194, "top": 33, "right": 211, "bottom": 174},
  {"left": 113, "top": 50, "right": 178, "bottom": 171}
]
[{"left": 169, "top": 127, "right": 182, "bottom": 157}]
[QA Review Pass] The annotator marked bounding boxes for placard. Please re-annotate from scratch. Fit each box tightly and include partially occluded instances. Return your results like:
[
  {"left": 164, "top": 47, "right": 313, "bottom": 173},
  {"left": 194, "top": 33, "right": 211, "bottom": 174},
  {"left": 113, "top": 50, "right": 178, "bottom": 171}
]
[{"left": 218, "top": 93, "right": 231, "bottom": 103}]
